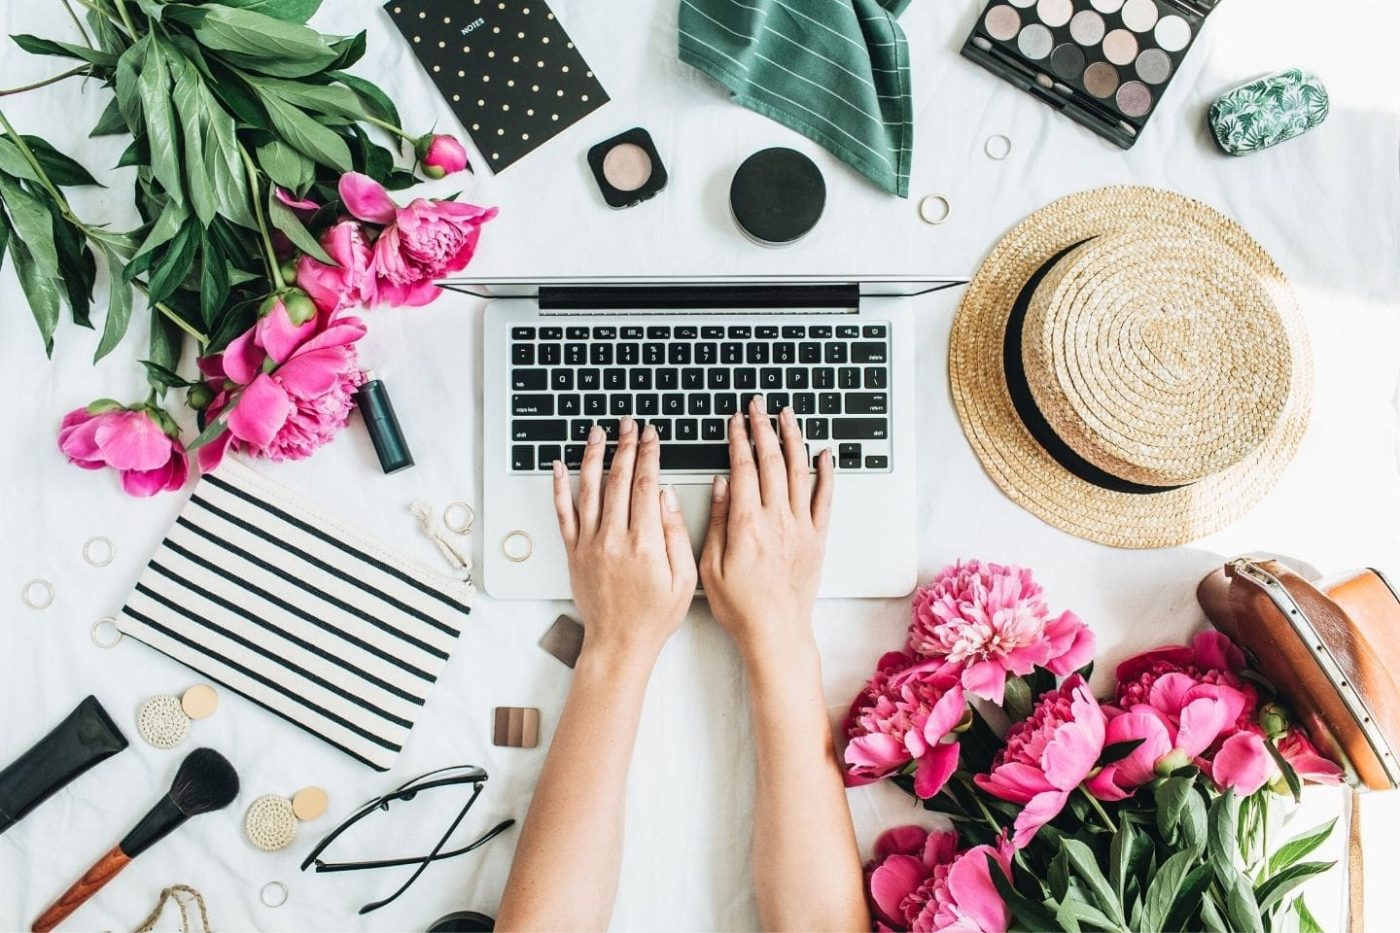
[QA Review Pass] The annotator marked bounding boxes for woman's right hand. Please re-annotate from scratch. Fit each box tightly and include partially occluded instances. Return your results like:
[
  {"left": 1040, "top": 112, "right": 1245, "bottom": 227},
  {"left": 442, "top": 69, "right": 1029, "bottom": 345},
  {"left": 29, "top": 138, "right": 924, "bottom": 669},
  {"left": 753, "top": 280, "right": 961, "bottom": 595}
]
[{"left": 700, "top": 396, "right": 834, "bottom": 664}]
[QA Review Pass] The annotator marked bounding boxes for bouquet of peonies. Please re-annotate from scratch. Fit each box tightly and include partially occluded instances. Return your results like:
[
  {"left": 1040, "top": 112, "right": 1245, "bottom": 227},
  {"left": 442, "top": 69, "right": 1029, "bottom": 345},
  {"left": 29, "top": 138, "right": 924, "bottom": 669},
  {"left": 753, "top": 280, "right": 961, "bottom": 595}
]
[
  {"left": 1, "top": 0, "right": 495, "bottom": 495},
  {"left": 845, "top": 560, "right": 1345, "bottom": 933}
]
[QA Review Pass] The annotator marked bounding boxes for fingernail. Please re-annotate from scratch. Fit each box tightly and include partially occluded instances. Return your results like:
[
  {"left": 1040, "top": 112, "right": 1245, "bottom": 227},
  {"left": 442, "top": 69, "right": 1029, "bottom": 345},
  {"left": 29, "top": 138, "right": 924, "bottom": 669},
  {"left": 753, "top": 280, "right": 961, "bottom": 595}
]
[
  {"left": 714, "top": 476, "right": 728, "bottom": 501},
  {"left": 588, "top": 425, "right": 603, "bottom": 445},
  {"left": 643, "top": 423, "right": 657, "bottom": 442},
  {"left": 552, "top": 459, "right": 564, "bottom": 477},
  {"left": 662, "top": 485, "right": 679, "bottom": 511},
  {"left": 620, "top": 415, "right": 635, "bottom": 435},
  {"left": 753, "top": 394, "right": 766, "bottom": 410},
  {"left": 782, "top": 406, "right": 795, "bottom": 422}
]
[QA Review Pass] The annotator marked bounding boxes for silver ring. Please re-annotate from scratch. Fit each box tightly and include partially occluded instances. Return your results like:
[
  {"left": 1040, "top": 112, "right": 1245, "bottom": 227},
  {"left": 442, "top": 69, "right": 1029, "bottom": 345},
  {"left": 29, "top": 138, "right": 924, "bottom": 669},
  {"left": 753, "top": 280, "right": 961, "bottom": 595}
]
[
  {"left": 502, "top": 531, "right": 534, "bottom": 563},
  {"left": 260, "top": 881, "right": 289, "bottom": 909},
  {"left": 444, "top": 502, "right": 476, "bottom": 535},
  {"left": 83, "top": 536, "right": 115, "bottom": 568},
  {"left": 984, "top": 134, "right": 1012, "bottom": 160},
  {"left": 91, "top": 617, "right": 123, "bottom": 649},
  {"left": 918, "top": 194, "right": 951, "bottom": 225},
  {"left": 22, "top": 579, "right": 54, "bottom": 610}
]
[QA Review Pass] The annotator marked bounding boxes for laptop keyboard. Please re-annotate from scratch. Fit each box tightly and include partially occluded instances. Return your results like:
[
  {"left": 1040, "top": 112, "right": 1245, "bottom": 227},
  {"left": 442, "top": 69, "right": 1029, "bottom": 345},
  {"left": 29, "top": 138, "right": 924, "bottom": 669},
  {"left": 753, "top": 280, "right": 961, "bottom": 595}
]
[{"left": 509, "top": 319, "right": 892, "bottom": 473}]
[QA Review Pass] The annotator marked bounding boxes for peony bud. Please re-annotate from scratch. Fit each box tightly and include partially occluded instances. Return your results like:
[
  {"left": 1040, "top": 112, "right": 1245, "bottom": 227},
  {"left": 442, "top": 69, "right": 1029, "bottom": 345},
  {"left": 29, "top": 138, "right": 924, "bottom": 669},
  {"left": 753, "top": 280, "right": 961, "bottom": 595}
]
[
  {"left": 187, "top": 383, "right": 215, "bottom": 411},
  {"left": 1257, "top": 703, "right": 1290, "bottom": 741},
  {"left": 258, "top": 293, "right": 282, "bottom": 318},
  {"left": 417, "top": 133, "right": 470, "bottom": 178},
  {"left": 1155, "top": 748, "right": 1192, "bottom": 776},
  {"left": 86, "top": 398, "right": 125, "bottom": 415},
  {"left": 282, "top": 289, "right": 318, "bottom": 325},
  {"left": 280, "top": 258, "right": 301, "bottom": 284}
]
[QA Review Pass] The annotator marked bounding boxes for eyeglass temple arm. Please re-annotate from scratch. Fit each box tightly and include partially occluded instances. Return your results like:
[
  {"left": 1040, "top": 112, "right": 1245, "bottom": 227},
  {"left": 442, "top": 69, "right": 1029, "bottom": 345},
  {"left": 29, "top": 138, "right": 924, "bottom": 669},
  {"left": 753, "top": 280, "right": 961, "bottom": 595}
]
[
  {"left": 313, "top": 817, "right": 516, "bottom": 872},
  {"left": 358, "top": 782, "right": 489, "bottom": 914}
]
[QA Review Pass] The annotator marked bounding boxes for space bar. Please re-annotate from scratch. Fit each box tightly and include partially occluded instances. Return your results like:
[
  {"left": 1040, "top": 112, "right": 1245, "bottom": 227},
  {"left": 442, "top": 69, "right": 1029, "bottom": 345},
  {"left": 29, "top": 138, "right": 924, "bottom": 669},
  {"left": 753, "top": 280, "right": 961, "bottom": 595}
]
[{"left": 660, "top": 444, "right": 731, "bottom": 471}]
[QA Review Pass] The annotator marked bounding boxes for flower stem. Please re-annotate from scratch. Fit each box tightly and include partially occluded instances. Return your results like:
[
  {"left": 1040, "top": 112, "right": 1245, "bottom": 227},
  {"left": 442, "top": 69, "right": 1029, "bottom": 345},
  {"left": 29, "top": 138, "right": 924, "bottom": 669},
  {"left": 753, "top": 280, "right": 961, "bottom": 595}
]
[
  {"left": 238, "top": 145, "right": 284, "bottom": 290},
  {"left": 111, "top": 0, "right": 137, "bottom": 37},
  {"left": 69, "top": 0, "right": 126, "bottom": 31},
  {"left": 363, "top": 113, "right": 411, "bottom": 141},
  {"left": 61, "top": 0, "right": 95, "bottom": 46},
  {"left": 0, "top": 108, "right": 71, "bottom": 209},
  {"left": 133, "top": 282, "right": 209, "bottom": 343},
  {"left": 0, "top": 66, "right": 96, "bottom": 98},
  {"left": 1080, "top": 787, "right": 1118, "bottom": 833}
]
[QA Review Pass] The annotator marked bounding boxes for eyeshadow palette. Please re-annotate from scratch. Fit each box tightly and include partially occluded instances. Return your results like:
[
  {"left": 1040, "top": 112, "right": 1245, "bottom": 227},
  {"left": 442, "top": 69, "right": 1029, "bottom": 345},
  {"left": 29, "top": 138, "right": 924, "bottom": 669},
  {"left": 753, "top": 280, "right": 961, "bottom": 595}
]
[{"left": 962, "top": 0, "right": 1219, "bottom": 148}]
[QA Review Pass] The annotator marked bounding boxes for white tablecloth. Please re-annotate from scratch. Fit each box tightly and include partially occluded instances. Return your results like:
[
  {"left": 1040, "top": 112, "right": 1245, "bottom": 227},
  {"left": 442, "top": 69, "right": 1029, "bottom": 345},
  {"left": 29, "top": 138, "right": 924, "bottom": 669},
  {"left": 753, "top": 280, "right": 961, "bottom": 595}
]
[{"left": 2, "top": 0, "right": 1398, "bottom": 929}]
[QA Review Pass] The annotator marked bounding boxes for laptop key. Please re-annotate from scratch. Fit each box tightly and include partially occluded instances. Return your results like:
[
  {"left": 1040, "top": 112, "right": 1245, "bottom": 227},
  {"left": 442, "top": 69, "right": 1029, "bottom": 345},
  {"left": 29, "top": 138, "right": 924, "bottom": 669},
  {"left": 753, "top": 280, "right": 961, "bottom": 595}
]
[
  {"left": 852, "top": 342, "right": 888, "bottom": 364},
  {"left": 721, "top": 343, "right": 743, "bottom": 364},
  {"left": 735, "top": 369, "right": 757, "bottom": 389},
  {"left": 837, "top": 325, "right": 860, "bottom": 338},
  {"left": 513, "top": 395, "right": 553, "bottom": 416},
  {"left": 682, "top": 368, "right": 704, "bottom": 390},
  {"left": 585, "top": 394, "right": 607, "bottom": 416},
  {"left": 809, "top": 325, "right": 832, "bottom": 338},
  {"left": 567, "top": 326, "right": 590, "bottom": 340},
  {"left": 539, "top": 344, "right": 561, "bottom": 365},
  {"left": 760, "top": 369, "right": 782, "bottom": 389},
  {"left": 621, "top": 326, "right": 644, "bottom": 339},
  {"left": 647, "top": 326, "right": 671, "bottom": 339},
  {"left": 597, "top": 419, "right": 620, "bottom": 441},
  {"left": 541, "top": 327, "right": 563, "bottom": 340},
  {"left": 553, "top": 369, "right": 577, "bottom": 391},
  {"left": 676, "top": 419, "right": 699, "bottom": 441},
  {"left": 590, "top": 344, "right": 613, "bottom": 365},
  {"left": 604, "top": 369, "right": 626, "bottom": 391},
  {"left": 571, "top": 420, "right": 592, "bottom": 441},
  {"left": 702, "top": 418, "right": 725, "bottom": 440},
  {"left": 565, "top": 344, "right": 587, "bottom": 365},
  {"left": 663, "top": 394, "right": 685, "bottom": 415},
  {"left": 782, "top": 325, "right": 805, "bottom": 338},
  {"left": 630, "top": 369, "right": 652, "bottom": 390},
  {"left": 643, "top": 343, "right": 665, "bottom": 365},
  {"left": 708, "top": 369, "right": 731, "bottom": 390},
  {"left": 806, "top": 418, "right": 829, "bottom": 440},
  {"left": 660, "top": 444, "right": 730, "bottom": 471},
  {"left": 559, "top": 394, "right": 581, "bottom": 416},
  {"left": 824, "top": 343, "right": 848, "bottom": 364},
  {"left": 834, "top": 418, "right": 888, "bottom": 439},
  {"left": 863, "top": 325, "right": 887, "bottom": 338},
  {"left": 814, "top": 367, "right": 835, "bottom": 389},
  {"left": 675, "top": 326, "right": 698, "bottom": 339},
  {"left": 618, "top": 343, "right": 640, "bottom": 365},
  {"left": 715, "top": 393, "right": 738, "bottom": 415},
  {"left": 668, "top": 343, "right": 691, "bottom": 365},
  {"left": 688, "top": 395, "right": 711, "bottom": 415},
  {"left": 819, "top": 393, "right": 842, "bottom": 414},
  {"left": 846, "top": 393, "right": 888, "bottom": 414},
  {"left": 839, "top": 367, "right": 861, "bottom": 389},
  {"left": 657, "top": 369, "right": 679, "bottom": 390},
  {"left": 514, "top": 369, "right": 547, "bottom": 391},
  {"left": 702, "top": 325, "right": 725, "bottom": 339},
  {"left": 651, "top": 419, "right": 672, "bottom": 440},
  {"left": 564, "top": 445, "right": 585, "bottom": 468},
  {"left": 794, "top": 392, "right": 816, "bottom": 414},
  {"left": 512, "top": 344, "right": 534, "bottom": 365},
  {"left": 512, "top": 327, "right": 536, "bottom": 340},
  {"left": 610, "top": 395, "right": 632, "bottom": 415},
  {"left": 767, "top": 393, "right": 789, "bottom": 413},
  {"left": 864, "top": 368, "right": 888, "bottom": 389},
  {"left": 865, "top": 455, "right": 889, "bottom": 469},
  {"left": 799, "top": 342, "right": 821, "bottom": 363},
  {"left": 539, "top": 444, "right": 562, "bottom": 468},
  {"left": 746, "top": 343, "right": 770, "bottom": 364},
  {"left": 592, "top": 326, "right": 617, "bottom": 339},
  {"left": 774, "top": 342, "right": 796, "bottom": 364},
  {"left": 579, "top": 369, "right": 600, "bottom": 391},
  {"left": 637, "top": 394, "right": 659, "bottom": 415},
  {"left": 756, "top": 325, "right": 779, "bottom": 339},
  {"left": 512, "top": 445, "right": 534, "bottom": 471},
  {"left": 696, "top": 343, "right": 718, "bottom": 365},
  {"left": 786, "top": 369, "right": 809, "bottom": 389},
  {"left": 838, "top": 443, "right": 862, "bottom": 469},
  {"left": 727, "top": 325, "right": 752, "bottom": 339},
  {"left": 513, "top": 421, "right": 566, "bottom": 441}
]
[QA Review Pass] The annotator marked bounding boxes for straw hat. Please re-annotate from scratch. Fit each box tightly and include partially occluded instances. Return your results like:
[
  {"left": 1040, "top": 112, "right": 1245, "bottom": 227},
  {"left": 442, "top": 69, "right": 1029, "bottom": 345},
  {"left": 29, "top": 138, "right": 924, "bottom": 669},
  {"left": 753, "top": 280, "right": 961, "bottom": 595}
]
[{"left": 949, "top": 186, "right": 1311, "bottom": 548}]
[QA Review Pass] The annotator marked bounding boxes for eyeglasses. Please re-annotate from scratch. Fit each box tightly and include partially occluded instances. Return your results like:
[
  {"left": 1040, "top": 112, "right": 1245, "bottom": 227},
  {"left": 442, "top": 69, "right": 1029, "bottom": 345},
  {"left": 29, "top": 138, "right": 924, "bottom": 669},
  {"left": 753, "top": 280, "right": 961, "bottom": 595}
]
[{"left": 300, "top": 764, "right": 516, "bottom": 914}]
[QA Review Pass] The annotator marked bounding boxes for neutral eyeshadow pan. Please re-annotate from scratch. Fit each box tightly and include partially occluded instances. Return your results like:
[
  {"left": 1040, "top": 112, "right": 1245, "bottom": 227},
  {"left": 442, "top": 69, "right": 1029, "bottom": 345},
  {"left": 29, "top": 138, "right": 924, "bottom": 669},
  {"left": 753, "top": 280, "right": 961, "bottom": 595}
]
[
  {"left": 1037, "top": 0, "right": 1073, "bottom": 28},
  {"left": 1136, "top": 48, "right": 1173, "bottom": 84},
  {"left": 1083, "top": 61, "right": 1120, "bottom": 98},
  {"left": 1051, "top": 43, "right": 1087, "bottom": 79},
  {"left": 1121, "top": 0, "right": 1159, "bottom": 32},
  {"left": 1018, "top": 23, "right": 1054, "bottom": 59},
  {"left": 1102, "top": 28, "right": 1138, "bottom": 65},
  {"left": 1117, "top": 80, "right": 1153, "bottom": 117},
  {"left": 1154, "top": 15, "right": 1191, "bottom": 52},
  {"left": 1069, "top": 10, "right": 1105, "bottom": 45},
  {"left": 602, "top": 143, "right": 652, "bottom": 192},
  {"left": 1089, "top": 0, "right": 1124, "bottom": 12},
  {"left": 985, "top": 5, "right": 1023, "bottom": 41}
]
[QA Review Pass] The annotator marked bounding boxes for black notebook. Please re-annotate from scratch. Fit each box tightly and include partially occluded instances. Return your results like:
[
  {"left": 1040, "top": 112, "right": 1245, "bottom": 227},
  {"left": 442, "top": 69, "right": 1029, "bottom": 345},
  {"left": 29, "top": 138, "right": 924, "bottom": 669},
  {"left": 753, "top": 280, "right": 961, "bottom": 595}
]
[{"left": 386, "top": 0, "right": 609, "bottom": 173}]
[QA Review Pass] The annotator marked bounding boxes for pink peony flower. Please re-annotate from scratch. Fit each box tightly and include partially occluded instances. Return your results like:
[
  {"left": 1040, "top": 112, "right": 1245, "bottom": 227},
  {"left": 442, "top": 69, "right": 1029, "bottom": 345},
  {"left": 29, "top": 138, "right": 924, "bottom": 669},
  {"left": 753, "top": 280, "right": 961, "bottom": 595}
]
[
  {"left": 1276, "top": 727, "right": 1344, "bottom": 785},
  {"left": 866, "top": 826, "right": 1011, "bottom": 933},
  {"left": 974, "top": 676, "right": 1106, "bottom": 848},
  {"left": 297, "top": 221, "right": 376, "bottom": 314},
  {"left": 1086, "top": 673, "right": 1252, "bottom": 799},
  {"left": 1114, "top": 631, "right": 1257, "bottom": 731},
  {"left": 909, "top": 560, "right": 1095, "bottom": 705},
  {"left": 1210, "top": 724, "right": 1344, "bottom": 795},
  {"left": 417, "top": 133, "right": 470, "bottom": 178},
  {"left": 196, "top": 301, "right": 366, "bottom": 468},
  {"left": 58, "top": 403, "right": 189, "bottom": 497},
  {"left": 338, "top": 172, "right": 497, "bottom": 307},
  {"left": 844, "top": 652, "right": 967, "bottom": 800}
]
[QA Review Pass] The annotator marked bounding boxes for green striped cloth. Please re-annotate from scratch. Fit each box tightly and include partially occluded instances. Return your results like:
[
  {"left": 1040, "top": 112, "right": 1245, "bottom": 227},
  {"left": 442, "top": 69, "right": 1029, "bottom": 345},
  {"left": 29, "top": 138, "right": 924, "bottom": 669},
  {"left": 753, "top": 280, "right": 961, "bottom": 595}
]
[{"left": 678, "top": 0, "right": 915, "bottom": 197}]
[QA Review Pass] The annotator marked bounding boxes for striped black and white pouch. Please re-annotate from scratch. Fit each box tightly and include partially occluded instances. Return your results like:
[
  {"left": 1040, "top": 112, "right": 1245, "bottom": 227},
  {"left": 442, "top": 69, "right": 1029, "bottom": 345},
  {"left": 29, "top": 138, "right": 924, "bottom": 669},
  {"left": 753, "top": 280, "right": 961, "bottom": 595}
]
[{"left": 117, "top": 459, "right": 472, "bottom": 770}]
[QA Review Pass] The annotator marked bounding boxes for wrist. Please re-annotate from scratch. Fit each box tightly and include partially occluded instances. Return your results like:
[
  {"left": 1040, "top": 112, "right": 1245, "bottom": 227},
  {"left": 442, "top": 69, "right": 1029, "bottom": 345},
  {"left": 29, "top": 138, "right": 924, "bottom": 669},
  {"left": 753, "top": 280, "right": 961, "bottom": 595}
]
[
  {"left": 576, "top": 634, "right": 662, "bottom": 683},
  {"left": 741, "top": 631, "right": 821, "bottom": 688}
]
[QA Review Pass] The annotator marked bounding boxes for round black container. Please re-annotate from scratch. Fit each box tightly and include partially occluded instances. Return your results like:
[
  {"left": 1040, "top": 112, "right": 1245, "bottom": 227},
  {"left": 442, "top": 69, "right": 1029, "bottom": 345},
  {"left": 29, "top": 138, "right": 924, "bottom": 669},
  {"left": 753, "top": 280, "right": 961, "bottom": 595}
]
[{"left": 728, "top": 147, "right": 826, "bottom": 248}]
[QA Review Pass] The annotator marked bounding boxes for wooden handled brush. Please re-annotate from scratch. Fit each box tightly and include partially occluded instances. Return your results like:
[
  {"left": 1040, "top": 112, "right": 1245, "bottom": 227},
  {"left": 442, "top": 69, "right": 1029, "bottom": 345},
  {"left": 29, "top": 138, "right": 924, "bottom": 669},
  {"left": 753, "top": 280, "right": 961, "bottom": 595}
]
[{"left": 32, "top": 748, "right": 238, "bottom": 933}]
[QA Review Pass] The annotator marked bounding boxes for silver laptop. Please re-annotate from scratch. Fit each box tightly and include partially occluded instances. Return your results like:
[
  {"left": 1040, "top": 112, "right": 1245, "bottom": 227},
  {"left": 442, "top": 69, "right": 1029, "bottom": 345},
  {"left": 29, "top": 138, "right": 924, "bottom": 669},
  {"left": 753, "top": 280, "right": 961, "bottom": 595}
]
[{"left": 459, "top": 275, "right": 963, "bottom": 600}]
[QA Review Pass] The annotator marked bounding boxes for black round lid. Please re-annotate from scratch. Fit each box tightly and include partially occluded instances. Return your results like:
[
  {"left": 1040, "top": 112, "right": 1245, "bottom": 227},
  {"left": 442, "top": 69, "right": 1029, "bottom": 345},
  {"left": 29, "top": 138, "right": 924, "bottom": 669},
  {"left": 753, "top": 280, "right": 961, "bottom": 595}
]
[{"left": 729, "top": 147, "right": 826, "bottom": 246}]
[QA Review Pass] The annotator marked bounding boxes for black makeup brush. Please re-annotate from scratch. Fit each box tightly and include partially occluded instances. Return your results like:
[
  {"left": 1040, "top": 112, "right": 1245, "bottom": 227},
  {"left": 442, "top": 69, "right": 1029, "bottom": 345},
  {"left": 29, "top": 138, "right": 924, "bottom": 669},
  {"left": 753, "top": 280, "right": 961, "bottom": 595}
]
[{"left": 32, "top": 748, "right": 239, "bottom": 932}]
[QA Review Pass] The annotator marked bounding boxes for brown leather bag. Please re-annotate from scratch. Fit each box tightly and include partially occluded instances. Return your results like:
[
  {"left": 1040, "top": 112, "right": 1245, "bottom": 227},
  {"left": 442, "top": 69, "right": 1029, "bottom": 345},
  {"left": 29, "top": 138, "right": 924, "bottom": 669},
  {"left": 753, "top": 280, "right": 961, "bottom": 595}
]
[{"left": 1197, "top": 557, "right": 1400, "bottom": 790}]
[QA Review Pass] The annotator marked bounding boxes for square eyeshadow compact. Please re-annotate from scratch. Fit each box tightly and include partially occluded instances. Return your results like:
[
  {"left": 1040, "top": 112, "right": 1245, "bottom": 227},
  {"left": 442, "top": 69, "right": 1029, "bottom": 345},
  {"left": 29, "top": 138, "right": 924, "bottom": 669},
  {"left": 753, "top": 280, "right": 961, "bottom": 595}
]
[{"left": 962, "top": 0, "right": 1220, "bottom": 148}]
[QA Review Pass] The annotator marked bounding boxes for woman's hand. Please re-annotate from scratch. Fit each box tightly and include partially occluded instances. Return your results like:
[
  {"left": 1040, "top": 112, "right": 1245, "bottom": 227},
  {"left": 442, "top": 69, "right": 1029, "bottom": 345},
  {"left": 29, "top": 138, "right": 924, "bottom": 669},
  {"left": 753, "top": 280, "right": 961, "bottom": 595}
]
[
  {"left": 700, "top": 396, "right": 834, "bottom": 664},
  {"left": 553, "top": 416, "right": 697, "bottom": 664}
]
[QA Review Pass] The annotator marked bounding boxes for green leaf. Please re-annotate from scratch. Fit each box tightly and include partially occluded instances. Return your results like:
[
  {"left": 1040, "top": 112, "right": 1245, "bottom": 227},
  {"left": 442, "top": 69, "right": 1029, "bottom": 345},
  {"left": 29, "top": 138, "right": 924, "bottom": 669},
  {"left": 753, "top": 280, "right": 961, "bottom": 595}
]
[
  {"left": 1054, "top": 898, "right": 1119, "bottom": 933},
  {"left": 212, "top": 0, "right": 323, "bottom": 22},
  {"left": 1141, "top": 849, "right": 1195, "bottom": 932},
  {"left": 91, "top": 97, "right": 129, "bottom": 136},
  {"left": 129, "top": 200, "right": 189, "bottom": 272},
  {"left": 0, "top": 174, "right": 63, "bottom": 353},
  {"left": 1293, "top": 896, "right": 1324, "bottom": 933},
  {"left": 140, "top": 359, "right": 193, "bottom": 389},
  {"left": 1269, "top": 818, "right": 1337, "bottom": 875},
  {"left": 149, "top": 299, "right": 184, "bottom": 373},
  {"left": 117, "top": 135, "right": 150, "bottom": 169},
  {"left": 166, "top": 4, "right": 338, "bottom": 77},
  {"left": 187, "top": 412, "right": 229, "bottom": 452},
  {"left": 1003, "top": 675, "right": 1033, "bottom": 723},
  {"left": 267, "top": 187, "right": 333, "bottom": 263},
  {"left": 1265, "top": 740, "right": 1303, "bottom": 802},
  {"left": 260, "top": 93, "right": 352, "bottom": 172},
  {"left": 169, "top": 54, "right": 255, "bottom": 229},
  {"left": 1226, "top": 873, "right": 1264, "bottom": 933},
  {"left": 1163, "top": 864, "right": 1216, "bottom": 932},
  {"left": 253, "top": 77, "right": 367, "bottom": 121},
  {"left": 198, "top": 238, "right": 229, "bottom": 327},
  {"left": 115, "top": 39, "right": 148, "bottom": 130},
  {"left": 135, "top": 0, "right": 166, "bottom": 20},
  {"left": 330, "top": 70, "right": 400, "bottom": 128},
  {"left": 1199, "top": 892, "right": 1230, "bottom": 933},
  {"left": 256, "top": 139, "right": 314, "bottom": 192},
  {"left": 1108, "top": 816, "right": 1135, "bottom": 899},
  {"left": 1256, "top": 861, "right": 1336, "bottom": 916},
  {"left": 1100, "top": 738, "right": 1145, "bottom": 766},
  {"left": 1155, "top": 775, "right": 1194, "bottom": 842},
  {"left": 1047, "top": 848, "right": 1070, "bottom": 902},
  {"left": 0, "top": 138, "right": 39, "bottom": 181},
  {"left": 1208, "top": 789, "right": 1242, "bottom": 882},
  {"left": 47, "top": 202, "right": 96, "bottom": 326},
  {"left": 1179, "top": 784, "right": 1209, "bottom": 858},
  {"left": 146, "top": 221, "right": 199, "bottom": 304},
  {"left": 0, "top": 209, "right": 10, "bottom": 272},
  {"left": 138, "top": 38, "right": 185, "bottom": 204},
  {"left": 986, "top": 856, "right": 1058, "bottom": 932},
  {"left": 1060, "top": 838, "right": 1125, "bottom": 928},
  {"left": 11, "top": 34, "right": 117, "bottom": 68},
  {"left": 21, "top": 136, "right": 102, "bottom": 187},
  {"left": 94, "top": 242, "right": 135, "bottom": 361},
  {"left": 327, "top": 30, "right": 366, "bottom": 70}
]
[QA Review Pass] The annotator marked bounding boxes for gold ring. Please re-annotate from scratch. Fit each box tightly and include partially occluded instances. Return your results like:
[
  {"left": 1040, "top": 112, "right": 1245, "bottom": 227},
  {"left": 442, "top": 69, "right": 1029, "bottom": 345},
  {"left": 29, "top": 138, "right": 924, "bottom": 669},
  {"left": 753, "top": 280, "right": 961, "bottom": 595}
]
[
  {"left": 91, "top": 616, "right": 123, "bottom": 649},
  {"left": 919, "top": 194, "right": 951, "bottom": 225},
  {"left": 444, "top": 502, "right": 476, "bottom": 535},
  {"left": 502, "top": 531, "right": 534, "bottom": 563}
]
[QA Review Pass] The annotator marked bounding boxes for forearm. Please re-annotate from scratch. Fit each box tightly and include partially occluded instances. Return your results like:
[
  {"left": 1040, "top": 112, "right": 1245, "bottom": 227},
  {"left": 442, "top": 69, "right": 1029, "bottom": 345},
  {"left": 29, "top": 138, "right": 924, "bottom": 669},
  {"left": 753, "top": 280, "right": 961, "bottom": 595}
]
[
  {"left": 495, "top": 643, "right": 656, "bottom": 931},
  {"left": 745, "top": 639, "right": 870, "bottom": 932}
]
